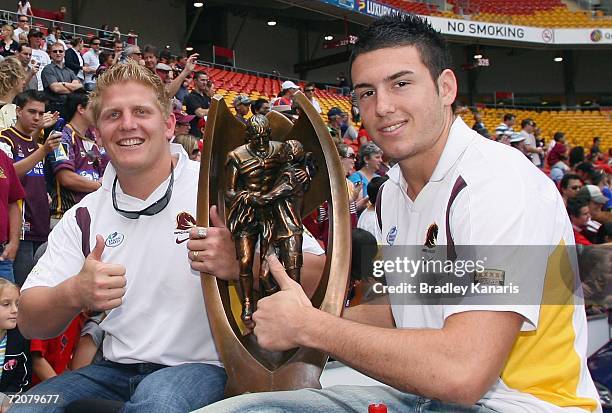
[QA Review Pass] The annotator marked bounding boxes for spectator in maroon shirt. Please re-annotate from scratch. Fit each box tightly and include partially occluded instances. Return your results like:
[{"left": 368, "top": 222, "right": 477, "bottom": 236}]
[
  {"left": 0, "top": 149, "right": 25, "bottom": 282},
  {"left": 547, "top": 131, "right": 567, "bottom": 167}
]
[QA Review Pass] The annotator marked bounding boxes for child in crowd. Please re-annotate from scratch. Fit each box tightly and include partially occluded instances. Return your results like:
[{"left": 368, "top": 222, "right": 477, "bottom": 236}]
[
  {"left": 0, "top": 279, "right": 30, "bottom": 395},
  {"left": 30, "top": 314, "right": 87, "bottom": 386}
]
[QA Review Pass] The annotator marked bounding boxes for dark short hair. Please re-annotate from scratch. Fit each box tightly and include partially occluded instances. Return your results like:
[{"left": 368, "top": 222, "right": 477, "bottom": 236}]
[
  {"left": 142, "top": 44, "right": 158, "bottom": 57},
  {"left": 521, "top": 118, "right": 535, "bottom": 128},
  {"left": 193, "top": 71, "right": 208, "bottom": 81},
  {"left": 503, "top": 113, "right": 516, "bottom": 122},
  {"left": 560, "top": 174, "right": 581, "bottom": 190},
  {"left": 89, "top": 36, "right": 100, "bottom": 44},
  {"left": 99, "top": 50, "right": 112, "bottom": 65},
  {"left": 593, "top": 136, "right": 601, "bottom": 143},
  {"left": 250, "top": 98, "right": 269, "bottom": 114},
  {"left": 567, "top": 197, "right": 589, "bottom": 218},
  {"left": 304, "top": 82, "right": 316, "bottom": 89},
  {"left": 367, "top": 176, "right": 389, "bottom": 203},
  {"left": 65, "top": 90, "right": 89, "bottom": 121},
  {"left": 15, "top": 90, "right": 47, "bottom": 108},
  {"left": 575, "top": 161, "right": 595, "bottom": 176},
  {"left": 16, "top": 44, "right": 31, "bottom": 53},
  {"left": 350, "top": 14, "right": 452, "bottom": 97},
  {"left": 553, "top": 131, "right": 565, "bottom": 142},
  {"left": 569, "top": 146, "right": 585, "bottom": 167}
]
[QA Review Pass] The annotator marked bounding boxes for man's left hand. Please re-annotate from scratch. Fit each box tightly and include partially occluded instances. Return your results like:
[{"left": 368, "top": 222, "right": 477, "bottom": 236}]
[
  {"left": 183, "top": 53, "right": 199, "bottom": 74},
  {"left": 252, "top": 254, "right": 313, "bottom": 352},
  {"left": 41, "top": 111, "right": 60, "bottom": 129}
]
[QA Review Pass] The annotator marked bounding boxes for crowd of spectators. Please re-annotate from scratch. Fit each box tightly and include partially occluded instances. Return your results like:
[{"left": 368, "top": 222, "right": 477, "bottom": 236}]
[{"left": 472, "top": 111, "right": 611, "bottom": 249}]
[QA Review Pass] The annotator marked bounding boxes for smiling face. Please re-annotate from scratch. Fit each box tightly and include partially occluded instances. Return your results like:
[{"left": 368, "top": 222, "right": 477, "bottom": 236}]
[
  {"left": 352, "top": 45, "right": 456, "bottom": 164},
  {"left": 96, "top": 81, "right": 174, "bottom": 178},
  {"left": 0, "top": 286, "right": 19, "bottom": 331}
]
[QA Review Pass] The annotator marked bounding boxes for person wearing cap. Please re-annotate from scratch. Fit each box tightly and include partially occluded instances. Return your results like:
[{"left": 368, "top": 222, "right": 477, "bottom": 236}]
[
  {"left": 173, "top": 110, "right": 195, "bottom": 138},
  {"left": 519, "top": 118, "right": 542, "bottom": 168},
  {"left": 577, "top": 184, "right": 612, "bottom": 243},
  {"left": 273, "top": 80, "right": 299, "bottom": 107},
  {"left": 27, "top": 29, "right": 50, "bottom": 91},
  {"left": 326, "top": 107, "right": 344, "bottom": 144},
  {"left": 233, "top": 95, "right": 251, "bottom": 126},
  {"left": 508, "top": 132, "right": 527, "bottom": 156}
]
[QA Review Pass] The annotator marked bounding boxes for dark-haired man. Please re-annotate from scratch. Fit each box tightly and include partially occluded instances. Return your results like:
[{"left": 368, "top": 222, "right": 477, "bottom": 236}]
[
  {"left": 15, "top": 44, "right": 39, "bottom": 91},
  {"left": 519, "top": 118, "right": 542, "bottom": 167},
  {"left": 48, "top": 91, "right": 105, "bottom": 225},
  {"left": 195, "top": 13, "right": 600, "bottom": 413},
  {"left": 560, "top": 173, "right": 582, "bottom": 206},
  {"left": 184, "top": 71, "right": 212, "bottom": 137},
  {"left": 494, "top": 113, "right": 515, "bottom": 143},
  {"left": 0, "top": 90, "right": 61, "bottom": 285}
]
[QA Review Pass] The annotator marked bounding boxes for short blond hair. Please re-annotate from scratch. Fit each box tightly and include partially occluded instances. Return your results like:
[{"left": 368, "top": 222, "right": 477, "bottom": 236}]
[
  {"left": 89, "top": 59, "right": 171, "bottom": 126},
  {"left": 0, "top": 57, "right": 25, "bottom": 98}
]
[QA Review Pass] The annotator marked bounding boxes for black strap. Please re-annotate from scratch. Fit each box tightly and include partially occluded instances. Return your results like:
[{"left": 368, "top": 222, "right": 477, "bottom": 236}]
[{"left": 375, "top": 182, "right": 386, "bottom": 231}]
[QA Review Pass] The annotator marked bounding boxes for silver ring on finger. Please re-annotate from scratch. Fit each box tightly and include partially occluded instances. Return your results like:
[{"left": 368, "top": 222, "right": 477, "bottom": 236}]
[
  {"left": 192, "top": 250, "right": 199, "bottom": 260},
  {"left": 197, "top": 227, "right": 207, "bottom": 238}
]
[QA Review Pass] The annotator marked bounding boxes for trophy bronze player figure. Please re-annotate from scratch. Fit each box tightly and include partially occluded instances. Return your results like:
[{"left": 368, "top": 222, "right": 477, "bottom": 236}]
[{"left": 225, "top": 115, "right": 311, "bottom": 322}]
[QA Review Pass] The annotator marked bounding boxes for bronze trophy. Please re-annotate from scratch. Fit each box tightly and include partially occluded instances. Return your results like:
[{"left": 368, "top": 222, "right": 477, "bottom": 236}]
[{"left": 197, "top": 91, "right": 350, "bottom": 396}]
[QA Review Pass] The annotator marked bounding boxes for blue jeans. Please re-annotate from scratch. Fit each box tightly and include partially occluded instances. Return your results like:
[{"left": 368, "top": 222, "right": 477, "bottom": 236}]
[
  {"left": 0, "top": 259, "right": 14, "bottom": 282},
  {"left": 13, "top": 240, "right": 45, "bottom": 286},
  {"left": 193, "top": 385, "right": 498, "bottom": 413},
  {"left": 11, "top": 359, "right": 226, "bottom": 413}
]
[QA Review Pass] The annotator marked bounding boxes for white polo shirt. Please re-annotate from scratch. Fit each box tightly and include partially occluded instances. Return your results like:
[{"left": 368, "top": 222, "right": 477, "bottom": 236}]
[{"left": 375, "top": 118, "right": 600, "bottom": 412}]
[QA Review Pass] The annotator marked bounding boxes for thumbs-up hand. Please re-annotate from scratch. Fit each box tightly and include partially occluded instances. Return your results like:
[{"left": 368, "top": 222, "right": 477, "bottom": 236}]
[
  {"left": 252, "top": 254, "right": 313, "bottom": 352},
  {"left": 187, "top": 205, "right": 239, "bottom": 280},
  {"left": 75, "top": 235, "right": 127, "bottom": 311}
]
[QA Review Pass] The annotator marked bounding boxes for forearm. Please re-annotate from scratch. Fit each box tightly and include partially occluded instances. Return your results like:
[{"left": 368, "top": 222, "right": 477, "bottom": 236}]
[
  {"left": 166, "top": 74, "right": 187, "bottom": 98},
  {"left": 18, "top": 278, "right": 82, "bottom": 339},
  {"left": 7, "top": 202, "right": 21, "bottom": 246},
  {"left": 57, "top": 170, "right": 101, "bottom": 193},
  {"left": 13, "top": 148, "right": 45, "bottom": 177},
  {"left": 341, "top": 297, "right": 395, "bottom": 327},
  {"left": 69, "top": 335, "right": 98, "bottom": 370},
  {"left": 66, "top": 81, "right": 83, "bottom": 91},
  {"left": 49, "top": 83, "right": 71, "bottom": 94},
  {"left": 32, "top": 354, "right": 57, "bottom": 380},
  {"left": 297, "top": 309, "right": 478, "bottom": 403}
]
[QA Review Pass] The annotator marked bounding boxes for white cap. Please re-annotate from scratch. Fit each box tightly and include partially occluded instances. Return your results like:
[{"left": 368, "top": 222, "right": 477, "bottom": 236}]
[{"left": 281, "top": 80, "right": 299, "bottom": 90}]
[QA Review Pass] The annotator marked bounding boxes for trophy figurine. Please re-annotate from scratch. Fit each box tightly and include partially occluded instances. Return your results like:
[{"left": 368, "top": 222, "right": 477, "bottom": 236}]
[{"left": 225, "top": 114, "right": 313, "bottom": 322}]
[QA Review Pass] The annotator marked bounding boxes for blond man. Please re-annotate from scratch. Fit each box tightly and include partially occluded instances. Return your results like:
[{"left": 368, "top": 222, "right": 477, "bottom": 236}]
[{"left": 14, "top": 61, "right": 226, "bottom": 412}]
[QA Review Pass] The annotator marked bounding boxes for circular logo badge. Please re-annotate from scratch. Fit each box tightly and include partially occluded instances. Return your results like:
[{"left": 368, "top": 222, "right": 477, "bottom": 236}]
[
  {"left": 541, "top": 29, "right": 553, "bottom": 43},
  {"left": 591, "top": 29, "right": 602, "bottom": 42}
]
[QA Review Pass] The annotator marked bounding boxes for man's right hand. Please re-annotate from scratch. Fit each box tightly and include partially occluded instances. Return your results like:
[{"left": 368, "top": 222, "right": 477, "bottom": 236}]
[
  {"left": 75, "top": 235, "right": 127, "bottom": 311},
  {"left": 43, "top": 131, "right": 62, "bottom": 154}
]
